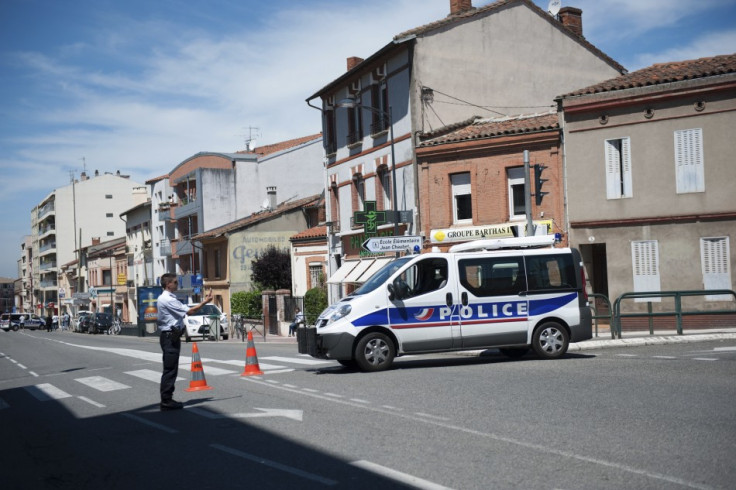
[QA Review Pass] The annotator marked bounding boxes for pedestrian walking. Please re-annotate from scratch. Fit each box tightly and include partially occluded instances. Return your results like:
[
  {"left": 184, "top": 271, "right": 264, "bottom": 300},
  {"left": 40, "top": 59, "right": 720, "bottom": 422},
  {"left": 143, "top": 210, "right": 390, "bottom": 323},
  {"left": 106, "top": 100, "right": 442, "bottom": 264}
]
[
  {"left": 46, "top": 314, "right": 52, "bottom": 332},
  {"left": 62, "top": 312, "right": 70, "bottom": 331},
  {"left": 157, "top": 273, "right": 214, "bottom": 411}
]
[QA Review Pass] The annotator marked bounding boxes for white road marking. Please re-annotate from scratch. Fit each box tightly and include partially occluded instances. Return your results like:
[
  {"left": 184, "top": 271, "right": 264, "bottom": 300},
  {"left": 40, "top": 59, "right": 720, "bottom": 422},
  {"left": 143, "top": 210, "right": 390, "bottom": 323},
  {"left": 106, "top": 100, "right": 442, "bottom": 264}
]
[
  {"left": 17, "top": 363, "right": 27, "bottom": 369},
  {"left": 351, "top": 460, "right": 454, "bottom": 490},
  {"left": 211, "top": 444, "right": 336, "bottom": 485},
  {"left": 78, "top": 396, "right": 106, "bottom": 408},
  {"left": 713, "top": 346, "right": 736, "bottom": 352},
  {"left": 259, "top": 356, "right": 333, "bottom": 365},
  {"left": 75, "top": 376, "right": 131, "bottom": 392},
  {"left": 243, "top": 377, "right": 713, "bottom": 490},
  {"left": 122, "top": 413, "right": 178, "bottom": 434},
  {"left": 26, "top": 383, "right": 72, "bottom": 401},
  {"left": 415, "top": 412, "right": 450, "bottom": 421},
  {"left": 652, "top": 356, "right": 676, "bottom": 359},
  {"left": 693, "top": 358, "right": 718, "bottom": 361}
]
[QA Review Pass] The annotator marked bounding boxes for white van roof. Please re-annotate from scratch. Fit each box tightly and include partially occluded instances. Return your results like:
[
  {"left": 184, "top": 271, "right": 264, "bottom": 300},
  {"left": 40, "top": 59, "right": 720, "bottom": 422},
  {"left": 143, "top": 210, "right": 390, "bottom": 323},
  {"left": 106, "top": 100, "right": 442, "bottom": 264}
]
[{"left": 448, "top": 236, "right": 555, "bottom": 253}]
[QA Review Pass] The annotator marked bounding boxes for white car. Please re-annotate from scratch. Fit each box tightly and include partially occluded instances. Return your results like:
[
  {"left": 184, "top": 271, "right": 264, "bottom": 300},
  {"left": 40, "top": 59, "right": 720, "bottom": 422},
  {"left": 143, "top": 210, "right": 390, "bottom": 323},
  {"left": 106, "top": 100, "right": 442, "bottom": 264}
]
[{"left": 183, "top": 304, "right": 229, "bottom": 341}]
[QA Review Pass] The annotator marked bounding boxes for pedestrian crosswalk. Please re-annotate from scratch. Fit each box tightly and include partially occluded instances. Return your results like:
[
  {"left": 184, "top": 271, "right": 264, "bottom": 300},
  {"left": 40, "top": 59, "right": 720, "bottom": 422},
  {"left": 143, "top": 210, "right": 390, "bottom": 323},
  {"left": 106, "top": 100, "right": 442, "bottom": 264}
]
[{"left": 2, "top": 354, "right": 337, "bottom": 410}]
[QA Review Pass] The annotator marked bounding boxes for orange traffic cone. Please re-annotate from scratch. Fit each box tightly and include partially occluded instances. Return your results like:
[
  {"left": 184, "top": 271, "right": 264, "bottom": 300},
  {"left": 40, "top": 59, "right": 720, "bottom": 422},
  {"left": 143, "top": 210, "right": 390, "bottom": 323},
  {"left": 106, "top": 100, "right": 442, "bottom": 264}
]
[
  {"left": 241, "top": 329, "right": 264, "bottom": 376},
  {"left": 185, "top": 342, "right": 213, "bottom": 392}
]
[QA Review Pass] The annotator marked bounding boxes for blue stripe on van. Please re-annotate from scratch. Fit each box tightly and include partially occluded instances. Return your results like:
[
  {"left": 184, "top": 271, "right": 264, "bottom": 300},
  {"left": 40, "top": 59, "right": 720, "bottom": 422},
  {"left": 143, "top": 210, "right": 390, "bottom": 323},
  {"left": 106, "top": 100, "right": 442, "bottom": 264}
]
[{"left": 528, "top": 292, "right": 578, "bottom": 316}]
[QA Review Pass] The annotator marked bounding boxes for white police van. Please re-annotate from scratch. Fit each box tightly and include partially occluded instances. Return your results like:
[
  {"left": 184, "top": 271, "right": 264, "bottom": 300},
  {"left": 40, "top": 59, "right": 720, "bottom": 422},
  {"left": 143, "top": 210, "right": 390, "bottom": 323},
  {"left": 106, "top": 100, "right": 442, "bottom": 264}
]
[{"left": 299, "top": 236, "right": 592, "bottom": 371}]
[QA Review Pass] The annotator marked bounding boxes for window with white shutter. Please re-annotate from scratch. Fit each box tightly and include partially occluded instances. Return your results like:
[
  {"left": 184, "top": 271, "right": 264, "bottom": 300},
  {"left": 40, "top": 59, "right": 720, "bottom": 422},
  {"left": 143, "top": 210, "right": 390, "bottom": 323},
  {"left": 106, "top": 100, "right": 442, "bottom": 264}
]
[
  {"left": 604, "top": 138, "right": 632, "bottom": 199},
  {"left": 674, "top": 128, "right": 704, "bottom": 193},
  {"left": 451, "top": 173, "right": 472, "bottom": 224},
  {"left": 631, "top": 240, "right": 661, "bottom": 302},
  {"left": 700, "top": 237, "right": 732, "bottom": 301}
]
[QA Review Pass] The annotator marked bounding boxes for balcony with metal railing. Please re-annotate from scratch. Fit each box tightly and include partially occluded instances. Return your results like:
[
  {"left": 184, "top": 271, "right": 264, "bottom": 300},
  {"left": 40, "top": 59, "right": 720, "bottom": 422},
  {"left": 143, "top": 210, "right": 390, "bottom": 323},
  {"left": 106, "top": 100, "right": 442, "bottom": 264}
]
[{"left": 38, "top": 201, "right": 55, "bottom": 220}]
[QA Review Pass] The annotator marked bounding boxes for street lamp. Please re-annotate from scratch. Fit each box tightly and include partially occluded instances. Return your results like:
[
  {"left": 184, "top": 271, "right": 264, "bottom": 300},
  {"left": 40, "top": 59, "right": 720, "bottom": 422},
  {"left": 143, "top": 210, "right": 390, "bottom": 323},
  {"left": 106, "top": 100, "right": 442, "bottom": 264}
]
[{"left": 336, "top": 97, "right": 400, "bottom": 238}]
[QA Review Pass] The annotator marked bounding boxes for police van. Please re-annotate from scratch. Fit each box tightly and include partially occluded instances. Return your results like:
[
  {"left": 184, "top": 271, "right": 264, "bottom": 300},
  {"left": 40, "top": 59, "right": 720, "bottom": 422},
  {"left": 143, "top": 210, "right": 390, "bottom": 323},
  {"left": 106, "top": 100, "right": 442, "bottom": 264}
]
[{"left": 299, "top": 236, "right": 592, "bottom": 371}]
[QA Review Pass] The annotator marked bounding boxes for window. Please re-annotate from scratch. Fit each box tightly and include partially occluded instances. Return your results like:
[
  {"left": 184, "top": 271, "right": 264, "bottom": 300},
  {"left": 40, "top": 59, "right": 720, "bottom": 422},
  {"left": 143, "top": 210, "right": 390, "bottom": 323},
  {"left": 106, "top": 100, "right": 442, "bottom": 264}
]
[
  {"left": 507, "top": 167, "right": 525, "bottom": 220},
  {"left": 347, "top": 105, "right": 362, "bottom": 146},
  {"left": 459, "top": 257, "right": 524, "bottom": 297},
  {"left": 106, "top": 231, "right": 114, "bottom": 236},
  {"left": 631, "top": 240, "right": 660, "bottom": 302},
  {"left": 309, "top": 264, "right": 323, "bottom": 288},
  {"left": 214, "top": 248, "right": 221, "bottom": 279},
  {"left": 106, "top": 213, "right": 113, "bottom": 218},
  {"left": 525, "top": 255, "right": 576, "bottom": 291},
  {"left": 370, "top": 80, "right": 389, "bottom": 134},
  {"left": 701, "top": 237, "right": 731, "bottom": 301},
  {"left": 354, "top": 176, "right": 365, "bottom": 211},
  {"left": 380, "top": 169, "right": 391, "bottom": 211},
  {"left": 324, "top": 108, "right": 336, "bottom": 154},
  {"left": 675, "top": 128, "right": 704, "bottom": 193},
  {"left": 395, "top": 258, "right": 448, "bottom": 299},
  {"left": 605, "top": 137, "right": 633, "bottom": 199},
  {"left": 103, "top": 269, "right": 112, "bottom": 286},
  {"left": 451, "top": 173, "right": 472, "bottom": 224},
  {"left": 105, "top": 194, "right": 113, "bottom": 199}
]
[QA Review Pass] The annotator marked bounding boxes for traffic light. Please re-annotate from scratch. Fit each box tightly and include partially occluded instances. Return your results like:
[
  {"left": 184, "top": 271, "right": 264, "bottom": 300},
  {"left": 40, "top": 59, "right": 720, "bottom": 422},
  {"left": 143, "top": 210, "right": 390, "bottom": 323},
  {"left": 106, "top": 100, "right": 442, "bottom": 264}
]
[{"left": 533, "top": 164, "right": 548, "bottom": 205}]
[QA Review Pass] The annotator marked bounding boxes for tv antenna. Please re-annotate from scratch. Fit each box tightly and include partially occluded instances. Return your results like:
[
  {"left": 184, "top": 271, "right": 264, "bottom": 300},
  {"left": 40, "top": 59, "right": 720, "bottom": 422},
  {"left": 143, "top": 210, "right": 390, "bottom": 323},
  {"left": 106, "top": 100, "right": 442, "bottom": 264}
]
[
  {"left": 244, "top": 126, "right": 260, "bottom": 152},
  {"left": 548, "top": 0, "right": 561, "bottom": 16}
]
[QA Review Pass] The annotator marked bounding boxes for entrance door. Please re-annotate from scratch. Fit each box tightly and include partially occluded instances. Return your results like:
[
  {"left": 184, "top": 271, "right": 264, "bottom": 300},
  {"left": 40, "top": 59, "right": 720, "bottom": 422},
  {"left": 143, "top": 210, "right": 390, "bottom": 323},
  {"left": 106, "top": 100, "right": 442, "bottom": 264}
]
[
  {"left": 388, "top": 257, "right": 457, "bottom": 352},
  {"left": 455, "top": 255, "right": 529, "bottom": 348}
]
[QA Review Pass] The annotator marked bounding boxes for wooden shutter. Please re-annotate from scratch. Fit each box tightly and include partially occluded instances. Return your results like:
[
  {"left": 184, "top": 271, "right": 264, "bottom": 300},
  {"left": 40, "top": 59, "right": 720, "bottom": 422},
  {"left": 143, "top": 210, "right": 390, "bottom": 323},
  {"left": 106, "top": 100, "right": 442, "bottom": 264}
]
[
  {"left": 675, "top": 129, "right": 704, "bottom": 193},
  {"left": 632, "top": 240, "right": 661, "bottom": 302},
  {"left": 701, "top": 237, "right": 732, "bottom": 301}
]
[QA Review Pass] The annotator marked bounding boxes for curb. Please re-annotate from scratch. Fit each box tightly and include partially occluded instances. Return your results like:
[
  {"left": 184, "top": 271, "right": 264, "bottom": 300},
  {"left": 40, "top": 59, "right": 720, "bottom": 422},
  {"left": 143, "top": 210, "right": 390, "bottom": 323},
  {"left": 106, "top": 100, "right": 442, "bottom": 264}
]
[{"left": 568, "top": 332, "right": 736, "bottom": 351}]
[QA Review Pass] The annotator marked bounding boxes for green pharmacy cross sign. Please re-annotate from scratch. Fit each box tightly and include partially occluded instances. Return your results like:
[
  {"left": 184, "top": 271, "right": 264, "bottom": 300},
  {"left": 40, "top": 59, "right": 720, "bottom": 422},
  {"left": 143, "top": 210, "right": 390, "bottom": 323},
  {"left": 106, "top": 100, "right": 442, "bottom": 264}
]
[{"left": 353, "top": 201, "right": 387, "bottom": 237}]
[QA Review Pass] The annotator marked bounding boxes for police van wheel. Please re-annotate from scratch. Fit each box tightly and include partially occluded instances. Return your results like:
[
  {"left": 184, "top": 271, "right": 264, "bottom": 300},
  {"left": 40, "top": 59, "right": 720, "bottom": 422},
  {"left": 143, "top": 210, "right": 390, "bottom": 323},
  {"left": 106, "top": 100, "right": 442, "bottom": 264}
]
[
  {"left": 355, "top": 333, "right": 395, "bottom": 372},
  {"left": 532, "top": 322, "right": 569, "bottom": 359}
]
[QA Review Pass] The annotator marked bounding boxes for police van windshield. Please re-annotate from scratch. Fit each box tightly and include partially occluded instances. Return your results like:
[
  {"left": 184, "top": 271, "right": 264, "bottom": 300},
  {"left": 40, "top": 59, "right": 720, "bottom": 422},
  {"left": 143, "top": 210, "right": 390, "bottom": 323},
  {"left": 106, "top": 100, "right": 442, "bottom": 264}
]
[{"left": 352, "top": 256, "right": 413, "bottom": 296}]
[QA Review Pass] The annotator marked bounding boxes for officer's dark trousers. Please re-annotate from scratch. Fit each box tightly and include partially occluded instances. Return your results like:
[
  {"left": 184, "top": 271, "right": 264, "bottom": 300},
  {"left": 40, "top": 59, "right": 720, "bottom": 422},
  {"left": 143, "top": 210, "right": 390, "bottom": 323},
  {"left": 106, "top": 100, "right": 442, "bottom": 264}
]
[{"left": 159, "top": 330, "right": 181, "bottom": 402}]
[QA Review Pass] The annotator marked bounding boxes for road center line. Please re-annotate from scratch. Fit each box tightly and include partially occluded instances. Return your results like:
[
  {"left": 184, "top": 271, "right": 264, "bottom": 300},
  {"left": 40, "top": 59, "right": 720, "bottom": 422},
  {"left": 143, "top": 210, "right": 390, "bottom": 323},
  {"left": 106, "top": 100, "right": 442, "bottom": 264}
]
[
  {"left": 351, "top": 460, "right": 454, "bottom": 490},
  {"left": 210, "top": 443, "right": 337, "bottom": 485},
  {"left": 242, "top": 377, "right": 713, "bottom": 489}
]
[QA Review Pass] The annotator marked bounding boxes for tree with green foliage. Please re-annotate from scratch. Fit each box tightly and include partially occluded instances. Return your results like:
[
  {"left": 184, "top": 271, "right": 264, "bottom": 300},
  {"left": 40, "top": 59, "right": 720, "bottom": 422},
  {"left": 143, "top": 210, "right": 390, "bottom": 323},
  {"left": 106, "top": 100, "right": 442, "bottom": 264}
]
[
  {"left": 251, "top": 246, "right": 291, "bottom": 290},
  {"left": 231, "top": 290, "right": 262, "bottom": 319},
  {"left": 303, "top": 287, "right": 328, "bottom": 325}
]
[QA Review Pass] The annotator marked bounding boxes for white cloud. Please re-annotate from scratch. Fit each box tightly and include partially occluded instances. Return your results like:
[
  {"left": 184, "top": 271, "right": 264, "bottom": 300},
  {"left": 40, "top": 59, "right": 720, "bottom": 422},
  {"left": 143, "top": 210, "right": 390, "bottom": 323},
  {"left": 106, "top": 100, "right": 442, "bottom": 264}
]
[{"left": 629, "top": 29, "right": 736, "bottom": 70}]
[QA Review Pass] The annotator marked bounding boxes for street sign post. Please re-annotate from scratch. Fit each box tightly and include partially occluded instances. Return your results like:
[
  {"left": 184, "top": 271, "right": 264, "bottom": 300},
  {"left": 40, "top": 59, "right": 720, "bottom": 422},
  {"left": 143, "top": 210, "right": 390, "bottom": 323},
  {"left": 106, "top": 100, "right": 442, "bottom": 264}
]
[{"left": 362, "top": 236, "right": 422, "bottom": 254}]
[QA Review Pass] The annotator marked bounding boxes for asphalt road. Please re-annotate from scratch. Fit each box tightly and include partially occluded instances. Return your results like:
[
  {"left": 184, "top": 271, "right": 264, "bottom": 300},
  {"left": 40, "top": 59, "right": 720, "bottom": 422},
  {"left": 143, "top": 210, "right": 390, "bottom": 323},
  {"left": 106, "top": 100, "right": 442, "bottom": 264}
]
[{"left": 1, "top": 329, "right": 734, "bottom": 489}]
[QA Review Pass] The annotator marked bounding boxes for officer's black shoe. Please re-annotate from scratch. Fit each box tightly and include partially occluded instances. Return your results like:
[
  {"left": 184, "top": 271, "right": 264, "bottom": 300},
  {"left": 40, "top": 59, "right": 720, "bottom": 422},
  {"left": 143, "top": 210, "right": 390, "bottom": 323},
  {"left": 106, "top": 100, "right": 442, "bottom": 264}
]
[{"left": 160, "top": 399, "right": 184, "bottom": 411}]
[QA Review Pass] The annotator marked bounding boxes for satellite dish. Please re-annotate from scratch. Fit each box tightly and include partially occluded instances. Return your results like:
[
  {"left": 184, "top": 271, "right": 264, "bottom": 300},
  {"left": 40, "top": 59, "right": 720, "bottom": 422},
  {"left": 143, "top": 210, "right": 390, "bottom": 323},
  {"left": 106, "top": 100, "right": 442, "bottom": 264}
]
[
  {"left": 548, "top": 0, "right": 561, "bottom": 16},
  {"left": 261, "top": 198, "right": 271, "bottom": 210}
]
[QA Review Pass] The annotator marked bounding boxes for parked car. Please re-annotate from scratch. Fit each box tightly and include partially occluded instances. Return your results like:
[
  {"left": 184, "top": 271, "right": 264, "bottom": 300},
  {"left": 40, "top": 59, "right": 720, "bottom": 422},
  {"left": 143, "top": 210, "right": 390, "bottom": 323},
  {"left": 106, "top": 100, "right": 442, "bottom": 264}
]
[
  {"left": 73, "top": 311, "right": 93, "bottom": 332},
  {"left": 86, "top": 313, "right": 113, "bottom": 334},
  {"left": 184, "top": 304, "right": 229, "bottom": 341}
]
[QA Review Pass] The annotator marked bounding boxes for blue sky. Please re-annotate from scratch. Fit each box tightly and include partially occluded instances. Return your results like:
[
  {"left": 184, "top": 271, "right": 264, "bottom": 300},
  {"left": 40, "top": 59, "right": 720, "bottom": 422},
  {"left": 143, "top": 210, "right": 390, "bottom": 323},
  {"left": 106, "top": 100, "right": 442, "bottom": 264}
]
[{"left": 1, "top": 0, "right": 735, "bottom": 279}]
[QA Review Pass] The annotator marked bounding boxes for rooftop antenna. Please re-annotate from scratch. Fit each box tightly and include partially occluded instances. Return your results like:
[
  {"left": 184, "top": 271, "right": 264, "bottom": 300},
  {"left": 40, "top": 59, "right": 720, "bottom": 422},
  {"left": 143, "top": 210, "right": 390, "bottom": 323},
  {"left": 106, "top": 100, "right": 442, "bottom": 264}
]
[
  {"left": 244, "top": 126, "right": 260, "bottom": 152},
  {"left": 548, "top": 0, "right": 561, "bottom": 17},
  {"left": 80, "top": 156, "right": 87, "bottom": 174}
]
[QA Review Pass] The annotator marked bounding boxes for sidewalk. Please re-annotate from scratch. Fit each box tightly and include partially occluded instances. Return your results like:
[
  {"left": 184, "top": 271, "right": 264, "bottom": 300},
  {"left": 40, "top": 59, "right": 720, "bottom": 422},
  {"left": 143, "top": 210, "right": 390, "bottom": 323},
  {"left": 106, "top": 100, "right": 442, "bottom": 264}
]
[{"left": 569, "top": 326, "right": 736, "bottom": 352}]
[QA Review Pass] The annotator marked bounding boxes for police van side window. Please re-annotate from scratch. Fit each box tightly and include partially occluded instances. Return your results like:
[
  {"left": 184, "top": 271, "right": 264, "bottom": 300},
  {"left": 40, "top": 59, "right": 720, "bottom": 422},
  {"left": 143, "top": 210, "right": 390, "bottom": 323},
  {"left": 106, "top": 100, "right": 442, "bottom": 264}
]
[
  {"left": 396, "top": 258, "right": 448, "bottom": 298},
  {"left": 459, "top": 257, "right": 525, "bottom": 297},
  {"left": 525, "top": 255, "right": 576, "bottom": 291}
]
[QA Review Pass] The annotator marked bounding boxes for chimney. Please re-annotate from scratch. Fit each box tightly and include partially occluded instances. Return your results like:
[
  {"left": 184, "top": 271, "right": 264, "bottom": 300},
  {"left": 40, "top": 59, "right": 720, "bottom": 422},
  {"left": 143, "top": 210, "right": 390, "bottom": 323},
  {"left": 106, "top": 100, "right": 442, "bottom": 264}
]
[
  {"left": 559, "top": 7, "right": 583, "bottom": 37},
  {"left": 267, "top": 186, "right": 277, "bottom": 210},
  {"left": 92, "top": 237, "right": 101, "bottom": 246},
  {"left": 346, "top": 56, "right": 364, "bottom": 71},
  {"left": 449, "top": 0, "right": 473, "bottom": 16}
]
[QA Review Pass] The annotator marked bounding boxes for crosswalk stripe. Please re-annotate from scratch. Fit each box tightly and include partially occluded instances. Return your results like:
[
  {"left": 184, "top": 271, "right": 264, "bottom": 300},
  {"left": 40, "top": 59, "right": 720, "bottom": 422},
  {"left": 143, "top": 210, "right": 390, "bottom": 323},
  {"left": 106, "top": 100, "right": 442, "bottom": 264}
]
[
  {"left": 259, "top": 356, "right": 334, "bottom": 365},
  {"left": 125, "top": 369, "right": 184, "bottom": 382},
  {"left": 75, "top": 376, "right": 131, "bottom": 392},
  {"left": 26, "top": 383, "right": 72, "bottom": 401}
]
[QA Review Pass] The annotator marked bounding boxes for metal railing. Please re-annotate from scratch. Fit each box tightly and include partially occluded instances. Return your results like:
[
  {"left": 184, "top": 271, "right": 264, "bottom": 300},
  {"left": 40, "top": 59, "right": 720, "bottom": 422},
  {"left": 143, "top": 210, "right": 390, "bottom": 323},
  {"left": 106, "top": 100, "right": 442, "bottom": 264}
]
[
  {"left": 611, "top": 289, "right": 736, "bottom": 339},
  {"left": 588, "top": 293, "right": 614, "bottom": 339}
]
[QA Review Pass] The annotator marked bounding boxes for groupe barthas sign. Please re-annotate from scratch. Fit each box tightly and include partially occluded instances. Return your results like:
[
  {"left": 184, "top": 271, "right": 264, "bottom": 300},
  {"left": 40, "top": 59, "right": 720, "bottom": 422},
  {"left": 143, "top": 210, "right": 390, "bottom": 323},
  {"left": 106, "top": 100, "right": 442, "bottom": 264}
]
[{"left": 362, "top": 236, "right": 422, "bottom": 254}]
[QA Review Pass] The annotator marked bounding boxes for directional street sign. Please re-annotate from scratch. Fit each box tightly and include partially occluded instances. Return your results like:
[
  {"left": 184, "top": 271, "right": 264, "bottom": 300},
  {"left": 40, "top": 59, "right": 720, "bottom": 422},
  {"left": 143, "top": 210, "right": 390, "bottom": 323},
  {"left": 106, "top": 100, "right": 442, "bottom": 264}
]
[{"left": 362, "top": 235, "right": 422, "bottom": 253}]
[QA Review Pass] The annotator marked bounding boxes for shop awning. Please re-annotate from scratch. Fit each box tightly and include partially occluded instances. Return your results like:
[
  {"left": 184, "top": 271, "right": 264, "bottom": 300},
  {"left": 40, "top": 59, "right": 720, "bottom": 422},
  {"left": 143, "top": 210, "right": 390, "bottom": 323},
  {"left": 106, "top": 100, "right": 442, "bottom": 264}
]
[
  {"left": 327, "top": 260, "right": 360, "bottom": 284},
  {"left": 342, "top": 259, "right": 376, "bottom": 284},
  {"left": 355, "top": 257, "right": 394, "bottom": 283}
]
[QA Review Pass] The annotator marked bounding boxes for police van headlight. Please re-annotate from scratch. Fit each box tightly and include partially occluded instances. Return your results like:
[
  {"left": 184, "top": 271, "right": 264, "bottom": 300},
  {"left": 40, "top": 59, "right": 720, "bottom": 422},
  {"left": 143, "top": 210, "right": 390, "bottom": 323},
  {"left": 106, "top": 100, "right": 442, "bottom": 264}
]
[{"left": 318, "top": 304, "right": 352, "bottom": 327}]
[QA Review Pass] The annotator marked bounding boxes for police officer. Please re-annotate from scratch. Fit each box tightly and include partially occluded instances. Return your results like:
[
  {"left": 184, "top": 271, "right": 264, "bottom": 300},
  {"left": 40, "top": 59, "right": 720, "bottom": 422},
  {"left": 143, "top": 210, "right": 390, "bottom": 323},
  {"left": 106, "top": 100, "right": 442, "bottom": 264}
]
[{"left": 157, "top": 273, "right": 213, "bottom": 411}]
